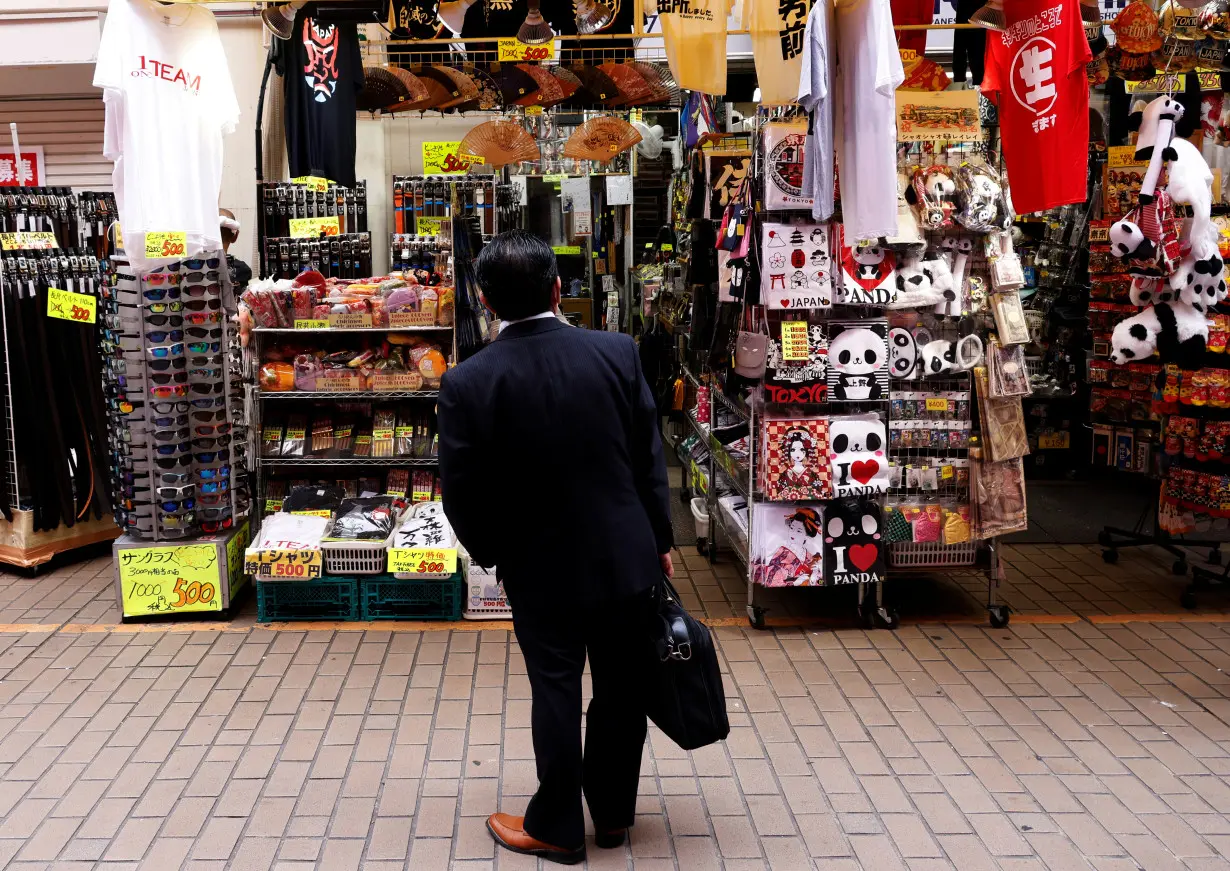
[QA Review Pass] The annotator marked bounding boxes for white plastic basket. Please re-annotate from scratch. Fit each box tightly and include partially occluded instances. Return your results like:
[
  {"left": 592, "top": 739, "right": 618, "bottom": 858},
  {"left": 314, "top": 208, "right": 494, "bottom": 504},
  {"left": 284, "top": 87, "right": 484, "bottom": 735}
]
[
  {"left": 322, "top": 531, "right": 395, "bottom": 576},
  {"left": 888, "top": 539, "right": 978, "bottom": 568},
  {"left": 690, "top": 497, "right": 710, "bottom": 540}
]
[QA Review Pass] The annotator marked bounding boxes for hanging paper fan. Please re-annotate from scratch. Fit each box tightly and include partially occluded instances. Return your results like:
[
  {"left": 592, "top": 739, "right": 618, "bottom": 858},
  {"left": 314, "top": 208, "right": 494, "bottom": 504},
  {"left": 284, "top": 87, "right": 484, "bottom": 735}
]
[
  {"left": 423, "top": 65, "right": 480, "bottom": 111},
  {"left": 514, "top": 63, "right": 566, "bottom": 107},
  {"left": 562, "top": 115, "right": 642, "bottom": 161},
  {"left": 459, "top": 65, "right": 502, "bottom": 111},
  {"left": 488, "top": 62, "right": 541, "bottom": 106},
  {"left": 550, "top": 67, "right": 582, "bottom": 103},
  {"left": 598, "top": 62, "right": 654, "bottom": 107},
  {"left": 358, "top": 67, "right": 411, "bottom": 113},
  {"left": 565, "top": 65, "right": 621, "bottom": 106},
  {"left": 382, "top": 66, "right": 435, "bottom": 112},
  {"left": 458, "top": 119, "right": 542, "bottom": 168},
  {"left": 625, "top": 61, "right": 680, "bottom": 105}
]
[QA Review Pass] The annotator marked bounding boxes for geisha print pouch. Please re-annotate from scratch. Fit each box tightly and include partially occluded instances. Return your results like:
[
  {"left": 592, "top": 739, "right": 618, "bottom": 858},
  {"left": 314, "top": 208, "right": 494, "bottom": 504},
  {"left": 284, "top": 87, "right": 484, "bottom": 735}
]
[
  {"left": 762, "top": 417, "right": 834, "bottom": 501},
  {"left": 751, "top": 502, "right": 825, "bottom": 587}
]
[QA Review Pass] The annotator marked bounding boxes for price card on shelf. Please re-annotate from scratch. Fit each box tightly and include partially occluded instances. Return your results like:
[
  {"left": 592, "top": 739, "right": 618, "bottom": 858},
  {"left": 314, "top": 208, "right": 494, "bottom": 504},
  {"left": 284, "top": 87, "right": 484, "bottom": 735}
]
[
  {"left": 46, "top": 287, "right": 97, "bottom": 324},
  {"left": 496, "top": 37, "right": 555, "bottom": 62},
  {"left": 1039, "top": 431, "right": 1070, "bottom": 449},
  {"left": 291, "top": 175, "right": 332, "bottom": 192},
  {"left": 290, "top": 510, "right": 333, "bottom": 518},
  {"left": 781, "top": 321, "right": 809, "bottom": 361},
  {"left": 118, "top": 544, "right": 222, "bottom": 615},
  {"left": 318, "top": 373, "right": 361, "bottom": 391},
  {"left": 388, "top": 547, "right": 458, "bottom": 575},
  {"left": 327, "top": 312, "right": 372, "bottom": 329},
  {"left": 416, "top": 218, "right": 447, "bottom": 238},
  {"left": 264, "top": 499, "right": 284, "bottom": 513},
  {"left": 0, "top": 231, "right": 58, "bottom": 250},
  {"left": 288, "top": 216, "right": 340, "bottom": 238},
  {"left": 525, "top": 105, "right": 544, "bottom": 116},
  {"left": 941, "top": 464, "right": 955, "bottom": 480},
  {"left": 422, "top": 141, "right": 483, "bottom": 175},
  {"left": 294, "top": 319, "right": 329, "bottom": 330},
  {"left": 389, "top": 311, "right": 436, "bottom": 327},
  {"left": 372, "top": 372, "right": 424, "bottom": 392},
  {"left": 243, "top": 547, "right": 322, "bottom": 579},
  {"left": 925, "top": 397, "right": 950, "bottom": 412},
  {"left": 144, "top": 231, "right": 186, "bottom": 259},
  {"left": 552, "top": 245, "right": 581, "bottom": 255}
]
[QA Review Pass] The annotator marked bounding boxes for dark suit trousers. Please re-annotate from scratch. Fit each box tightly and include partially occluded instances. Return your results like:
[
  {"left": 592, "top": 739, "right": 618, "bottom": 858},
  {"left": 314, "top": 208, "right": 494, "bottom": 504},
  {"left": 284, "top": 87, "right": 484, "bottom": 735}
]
[{"left": 510, "top": 591, "right": 655, "bottom": 850}]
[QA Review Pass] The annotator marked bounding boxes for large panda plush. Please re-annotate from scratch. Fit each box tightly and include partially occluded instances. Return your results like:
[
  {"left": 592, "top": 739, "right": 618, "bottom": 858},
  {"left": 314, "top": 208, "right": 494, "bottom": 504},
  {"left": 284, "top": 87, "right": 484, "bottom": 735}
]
[
  {"left": 1109, "top": 301, "right": 1209, "bottom": 368},
  {"left": 1169, "top": 251, "right": 1227, "bottom": 313}
]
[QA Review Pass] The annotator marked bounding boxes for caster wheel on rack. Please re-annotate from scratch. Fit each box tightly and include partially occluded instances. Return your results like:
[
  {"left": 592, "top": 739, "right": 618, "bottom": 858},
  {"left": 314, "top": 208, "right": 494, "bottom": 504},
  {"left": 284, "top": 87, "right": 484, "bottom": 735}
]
[
  {"left": 696, "top": 536, "right": 707, "bottom": 553},
  {"left": 1180, "top": 589, "right": 1199, "bottom": 610},
  {"left": 1173, "top": 559, "right": 1188, "bottom": 576},
  {"left": 1097, "top": 530, "right": 1112, "bottom": 548},
  {"left": 874, "top": 607, "right": 900, "bottom": 630},
  {"left": 1102, "top": 549, "right": 1118, "bottom": 565},
  {"left": 747, "top": 606, "right": 767, "bottom": 630},
  {"left": 988, "top": 605, "right": 1011, "bottom": 628}
]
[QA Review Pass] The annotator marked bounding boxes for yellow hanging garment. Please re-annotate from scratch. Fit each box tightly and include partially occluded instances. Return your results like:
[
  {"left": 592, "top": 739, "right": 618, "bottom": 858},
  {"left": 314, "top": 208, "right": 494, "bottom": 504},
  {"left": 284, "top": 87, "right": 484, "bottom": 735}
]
[
  {"left": 659, "top": 0, "right": 736, "bottom": 95},
  {"left": 744, "top": 0, "right": 812, "bottom": 105}
]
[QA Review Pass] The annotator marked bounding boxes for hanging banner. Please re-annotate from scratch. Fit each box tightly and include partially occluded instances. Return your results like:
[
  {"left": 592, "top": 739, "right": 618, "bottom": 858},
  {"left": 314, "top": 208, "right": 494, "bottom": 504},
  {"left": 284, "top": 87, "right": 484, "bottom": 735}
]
[
  {"left": 0, "top": 145, "right": 45, "bottom": 187},
  {"left": 895, "top": 90, "right": 983, "bottom": 143}
]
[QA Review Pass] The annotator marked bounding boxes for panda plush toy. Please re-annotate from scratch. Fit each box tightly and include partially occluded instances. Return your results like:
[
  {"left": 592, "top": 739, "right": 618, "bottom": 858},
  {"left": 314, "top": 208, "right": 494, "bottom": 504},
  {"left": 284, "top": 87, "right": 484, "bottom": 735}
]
[
  {"left": 1109, "top": 301, "right": 1209, "bottom": 368},
  {"left": 1169, "top": 251, "right": 1227, "bottom": 313},
  {"left": 888, "top": 254, "right": 943, "bottom": 309}
]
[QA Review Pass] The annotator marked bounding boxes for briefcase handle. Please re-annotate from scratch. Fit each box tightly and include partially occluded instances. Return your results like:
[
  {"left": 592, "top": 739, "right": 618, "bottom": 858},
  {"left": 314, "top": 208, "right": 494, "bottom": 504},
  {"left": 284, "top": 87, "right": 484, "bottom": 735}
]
[{"left": 654, "top": 575, "right": 693, "bottom": 662}]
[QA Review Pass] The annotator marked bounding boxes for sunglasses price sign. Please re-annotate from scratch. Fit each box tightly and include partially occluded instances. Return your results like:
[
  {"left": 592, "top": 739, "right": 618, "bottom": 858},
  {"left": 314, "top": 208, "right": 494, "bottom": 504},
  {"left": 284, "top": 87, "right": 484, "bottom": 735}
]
[
  {"left": 496, "top": 37, "right": 555, "bottom": 62},
  {"left": 118, "top": 543, "right": 222, "bottom": 615},
  {"left": 243, "top": 547, "right": 323, "bottom": 579},
  {"left": 47, "top": 287, "right": 97, "bottom": 324},
  {"left": 388, "top": 547, "right": 457, "bottom": 575},
  {"left": 144, "top": 231, "right": 187, "bottom": 259},
  {"left": 288, "top": 216, "right": 340, "bottom": 238}
]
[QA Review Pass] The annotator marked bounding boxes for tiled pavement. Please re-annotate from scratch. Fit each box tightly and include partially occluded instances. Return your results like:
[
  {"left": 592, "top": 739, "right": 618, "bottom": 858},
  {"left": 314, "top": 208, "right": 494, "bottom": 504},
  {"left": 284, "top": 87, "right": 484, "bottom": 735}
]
[{"left": 0, "top": 545, "right": 1229, "bottom": 869}]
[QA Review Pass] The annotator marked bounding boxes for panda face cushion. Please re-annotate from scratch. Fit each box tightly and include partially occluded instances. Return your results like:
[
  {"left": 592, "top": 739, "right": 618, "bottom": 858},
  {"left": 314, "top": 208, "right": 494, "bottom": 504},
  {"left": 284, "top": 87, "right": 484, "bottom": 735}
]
[
  {"left": 827, "top": 322, "right": 889, "bottom": 400},
  {"left": 888, "top": 327, "right": 916, "bottom": 379},
  {"left": 828, "top": 415, "right": 889, "bottom": 496}
]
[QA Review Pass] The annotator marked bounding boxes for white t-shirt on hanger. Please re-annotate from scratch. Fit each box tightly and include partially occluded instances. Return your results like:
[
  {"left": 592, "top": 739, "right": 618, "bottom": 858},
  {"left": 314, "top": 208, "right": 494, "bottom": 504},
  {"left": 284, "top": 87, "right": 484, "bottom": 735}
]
[
  {"left": 93, "top": 0, "right": 239, "bottom": 268},
  {"left": 797, "top": 0, "right": 836, "bottom": 223},
  {"left": 833, "top": 0, "right": 904, "bottom": 242}
]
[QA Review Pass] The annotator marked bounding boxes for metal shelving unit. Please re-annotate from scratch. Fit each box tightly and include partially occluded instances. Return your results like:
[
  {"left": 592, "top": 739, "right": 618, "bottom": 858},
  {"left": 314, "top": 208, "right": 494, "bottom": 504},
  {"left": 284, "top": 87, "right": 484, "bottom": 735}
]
[
  {"left": 262, "top": 457, "right": 440, "bottom": 467},
  {"left": 259, "top": 391, "right": 439, "bottom": 401}
]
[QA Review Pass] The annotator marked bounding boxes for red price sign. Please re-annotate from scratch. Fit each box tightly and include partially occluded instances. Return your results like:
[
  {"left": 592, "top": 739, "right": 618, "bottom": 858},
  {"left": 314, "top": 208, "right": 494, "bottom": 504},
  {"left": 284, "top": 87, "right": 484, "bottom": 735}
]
[
  {"left": 46, "top": 287, "right": 97, "bottom": 324},
  {"left": 144, "top": 231, "right": 186, "bottom": 259},
  {"left": 497, "top": 37, "right": 556, "bottom": 62}
]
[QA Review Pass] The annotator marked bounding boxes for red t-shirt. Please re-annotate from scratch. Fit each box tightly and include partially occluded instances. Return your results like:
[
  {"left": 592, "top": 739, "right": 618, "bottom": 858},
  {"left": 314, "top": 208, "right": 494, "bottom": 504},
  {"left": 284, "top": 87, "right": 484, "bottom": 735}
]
[{"left": 981, "top": 0, "right": 1092, "bottom": 215}]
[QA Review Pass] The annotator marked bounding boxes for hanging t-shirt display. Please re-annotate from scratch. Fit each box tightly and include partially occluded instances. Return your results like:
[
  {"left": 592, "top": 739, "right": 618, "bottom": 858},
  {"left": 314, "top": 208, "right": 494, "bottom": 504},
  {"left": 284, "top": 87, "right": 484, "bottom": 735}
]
[
  {"left": 93, "top": 0, "right": 240, "bottom": 268},
  {"left": 276, "top": 10, "right": 365, "bottom": 188},
  {"left": 746, "top": 0, "right": 813, "bottom": 106},
  {"left": 980, "top": 0, "right": 1092, "bottom": 215},
  {"left": 660, "top": 0, "right": 734, "bottom": 95},
  {"left": 797, "top": 0, "right": 835, "bottom": 222},
  {"left": 833, "top": 0, "right": 905, "bottom": 241},
  {"left": 764, "top": 121, "right": 815, "bottom": 211}
]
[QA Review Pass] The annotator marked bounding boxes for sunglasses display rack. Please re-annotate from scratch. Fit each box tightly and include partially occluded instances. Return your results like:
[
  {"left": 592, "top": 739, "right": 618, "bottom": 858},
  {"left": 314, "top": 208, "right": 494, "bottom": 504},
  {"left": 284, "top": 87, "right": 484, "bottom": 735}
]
[
  {"left": 0, "top": 245, "right": 116, "bottom": 558},
  {"left": 100, "top": 252, "right": 248, "bottom": 543},
  {"left": 260, "top": 233, "right": 374, "bottom": 282}
]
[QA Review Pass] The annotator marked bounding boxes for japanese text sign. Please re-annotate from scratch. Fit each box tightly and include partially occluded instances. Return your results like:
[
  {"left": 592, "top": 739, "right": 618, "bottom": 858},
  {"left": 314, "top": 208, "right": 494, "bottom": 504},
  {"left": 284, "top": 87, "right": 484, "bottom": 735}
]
[
  {"left": 496, "top": 37, "right": 556, "bottom": 62},
  {"left": 243, "top": 547, "right": 323, "bottom": 579},
  {"left": 118, "top": 544, "right": 222, "bottom": 616},
  {"left": 422, "top": 142, "right": 484, "bottom": 175},
  {"left": 388, "top": 547, "right": 457, "bottom": 575},
  {"left": 288, "top": 216, "right": 340, "bottom": 238},
  {"left": 47, "top": 287, "right": 97, "bottom": 324},
  {"left": 781, "top": 321, "right": 809, "bottom": 361}
]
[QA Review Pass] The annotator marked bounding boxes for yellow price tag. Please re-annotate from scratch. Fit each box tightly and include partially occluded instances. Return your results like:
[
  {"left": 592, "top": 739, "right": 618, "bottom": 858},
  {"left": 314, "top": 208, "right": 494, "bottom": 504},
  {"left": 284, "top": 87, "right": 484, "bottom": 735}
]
[
  {"left": 294, "top": 319, "right": 329, "bottom": 330},
  {"left": 288, "top": 216, "right": 340, "bottom": 238},
  {"left": 243, "top": 548, "right": 322, "bottom": 579},
  {"left": 1107, "top": 145, "right": 1147, "bottom": 168},
  {"left": 46, "top": 287, "right": 97, "bottom": 324},
  {"left": 941, "top": 465, "right": 955, "bottom": 479},
  {"left": 417, "top": 217, "right": 447, "bottom": 237},
  {"left": 290, "top": 510, "right": 333, "bottom": 518},
  {"left": 422, "top": 141, "right": 482, "bottom": 175},
  {"left": 388, "top": 547, "right": 458, "bottom": 575},
  {"left": 0, "top": 231, "right": 58, "bottom": 250},
  {"left": 543, "top": 173, "right": 567, "bottom": 183},
  {"left": 899, "top": 48, "right": 918, "bottom": 62},
  {"left": 327, "top": 312, "right": 372, "bottom": 329},
  {"left": 118, "top": 544, "right": 222, "bottom": 616},
  {"left": 661, "top": 243, "right": 674, "bottom": 252},
  {"left": 781, "top": 321, "right": 809, "bottom": 361},
  {"left": 925, "top": 397, "right": 949, "bottom": 412},
  {"left": 144, "top": 231, "right": 186, "bottom": 259},
  {"left": 291, "top": 175, "right": 332, "bottom": 192},
  {"left": 496, "top": 37, "right": 556, "bottom": 62},
  {"left": 552, "top": 245, "right": 581, "bottom": 255},
  {"left": 525, "top": 105, "right": 544, "bottom": 116},
  {"left": 1039, "top": 432, "right": 1070, "bottom": 449}
]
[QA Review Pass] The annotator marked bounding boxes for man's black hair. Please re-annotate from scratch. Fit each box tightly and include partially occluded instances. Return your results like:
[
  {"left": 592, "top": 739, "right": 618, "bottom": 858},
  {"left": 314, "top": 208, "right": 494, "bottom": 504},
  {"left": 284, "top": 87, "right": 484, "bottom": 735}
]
[{"left": 475, "top": 229, "right": 559, "bottom": 321}]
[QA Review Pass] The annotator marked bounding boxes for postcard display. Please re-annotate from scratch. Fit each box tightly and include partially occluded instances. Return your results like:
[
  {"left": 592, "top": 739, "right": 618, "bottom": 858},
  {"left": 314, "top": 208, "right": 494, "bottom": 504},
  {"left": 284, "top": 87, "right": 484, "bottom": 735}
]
[{"left": 703, "top": 118, "right": 1025, "bottom": 631}]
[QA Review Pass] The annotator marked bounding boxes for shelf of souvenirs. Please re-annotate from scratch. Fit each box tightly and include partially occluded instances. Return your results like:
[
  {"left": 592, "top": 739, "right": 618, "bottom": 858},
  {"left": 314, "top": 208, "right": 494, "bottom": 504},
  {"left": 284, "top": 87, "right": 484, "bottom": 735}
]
[
  {"left": 258, "top": 390, "right": 440, "bottom": 401},
  {"left": 684, "top": 410, "right": 710, "bottom": 445},
  {"left": 252, "top": 326, "right": 453, "bottom": 334},
  {"left": 708, "top": 438, "right": 750, "bottom": 501},
  {"left": 712, "top": 385, "right": 751, "bottom": 422},
  {"left": 712, "top": 503, "right": 748, "bottom": 568},
  {"left": 261, "top": 457, "right": 439, "bottom": 467}
]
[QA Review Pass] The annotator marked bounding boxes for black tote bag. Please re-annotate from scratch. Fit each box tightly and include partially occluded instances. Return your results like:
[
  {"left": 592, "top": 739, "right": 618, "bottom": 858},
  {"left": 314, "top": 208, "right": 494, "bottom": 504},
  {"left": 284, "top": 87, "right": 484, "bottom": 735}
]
[{"left": 642, "top": 577, "right": 730, "bottom": 751}]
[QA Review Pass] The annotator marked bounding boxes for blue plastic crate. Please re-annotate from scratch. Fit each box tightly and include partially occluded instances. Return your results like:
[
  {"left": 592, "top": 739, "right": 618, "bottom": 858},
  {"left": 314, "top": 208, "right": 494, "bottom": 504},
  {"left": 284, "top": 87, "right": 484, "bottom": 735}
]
[
  {"left": 257, "top": 576, "right": 359, "bottom": 623},
  {"left": 360, "top": 573, "right": 464, "bottom": 621}
]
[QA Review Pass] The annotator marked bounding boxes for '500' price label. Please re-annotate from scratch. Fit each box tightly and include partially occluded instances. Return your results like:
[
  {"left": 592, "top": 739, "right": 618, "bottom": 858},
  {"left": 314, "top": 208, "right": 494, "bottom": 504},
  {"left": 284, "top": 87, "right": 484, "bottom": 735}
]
[
  {"left": 145, "top": 231, "right": 186, "bottom": 259},
  {"left": 497, "top": 37, "right": 555, "bottom": 61},
  {"left": 47, "top": 287, "right": 97, "bottom": 324},
  {"left": 244, "top": 548, "right": 322, "bottom": 579},
  {"left": 388, "top": 548, "right": 457, "bottom": 575}
]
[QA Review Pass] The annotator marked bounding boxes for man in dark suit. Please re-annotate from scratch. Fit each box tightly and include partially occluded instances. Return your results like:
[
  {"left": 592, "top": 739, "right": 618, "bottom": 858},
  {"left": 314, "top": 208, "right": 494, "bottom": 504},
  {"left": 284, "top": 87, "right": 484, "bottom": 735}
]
[{"left": 438, "top": 231, "right": 674, "bottom": 865}]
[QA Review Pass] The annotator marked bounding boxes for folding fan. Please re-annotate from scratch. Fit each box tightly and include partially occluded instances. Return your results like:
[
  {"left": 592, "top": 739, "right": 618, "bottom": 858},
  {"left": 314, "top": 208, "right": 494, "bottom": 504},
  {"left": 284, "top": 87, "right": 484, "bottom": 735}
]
[
  {"left": 488, "top": 63, "right": 541, "bottom": 106},
  {"left": 565, "top": 65, "right": 621, "bottom": 106},
  {"left": 550, "top": 67, "right": 583, "bottom": 103},
  {"left": 458, "top": 120, "right": 542, "bottom": 168},
  {"left": 514, "top": 63, "right": 566, "bottom": 107},
  {"left": 358, "top": 67, "right": 412, "bottom": 113},
  {"left": 598, "top": 62, "right": 653, "bottom": 107},
  {"left": 561, "top": 115, "right": 642, "bottom": 161},
  {"left": 625, "top": 61, "right": 680, "bottom": 105},
  {"left": 459, "top": 65, "right": 502, "bottom": 111},
  {"left": 382, "top": 67, "right": 434, "bottom": 112},
  {"left": 424, "top": 65, "right": 480, "bottom": 111}
]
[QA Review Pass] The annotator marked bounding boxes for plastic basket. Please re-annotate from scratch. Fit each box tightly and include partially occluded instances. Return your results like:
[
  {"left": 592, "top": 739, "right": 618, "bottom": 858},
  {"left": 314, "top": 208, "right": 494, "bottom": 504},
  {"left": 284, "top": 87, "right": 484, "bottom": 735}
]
[
  {"left": 888, "top": 540, "right": 979, "bottom": 568},
  {"left": 360, "top": 573, "right": 464, "bottom": 621},
  {"left": 321, "top": 531, "right": 393, "bottom": 576},
  {"left": 257, "top": 576, "right": 359, "bottom": 623}
]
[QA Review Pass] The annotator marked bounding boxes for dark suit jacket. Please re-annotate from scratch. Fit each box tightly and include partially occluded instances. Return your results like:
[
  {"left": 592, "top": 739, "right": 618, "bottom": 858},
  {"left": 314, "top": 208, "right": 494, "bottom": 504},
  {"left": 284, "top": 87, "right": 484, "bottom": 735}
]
[{"left": 437, "top": 318, "right": 673, "bottom": 607}]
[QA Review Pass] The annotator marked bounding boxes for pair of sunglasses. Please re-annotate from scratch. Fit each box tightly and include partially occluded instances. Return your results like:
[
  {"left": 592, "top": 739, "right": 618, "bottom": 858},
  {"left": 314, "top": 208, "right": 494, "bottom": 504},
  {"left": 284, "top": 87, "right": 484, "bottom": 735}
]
[
  {"left": 202, "top": 517, "right": 234, "bottom": 533},
  {"left": 184, "top": 258, "right": 220, "bottom": 269},
  {"left": 142, "top": 272, "right": 180, "bottom": 286},
  {"left": 186, "top": 326, "right": 222, "bottom": 340},
  {"left": 151, "top": 385, "right": 189, "bottom": 399},
  {"left": 150, "top": 359, "right": 186, "bottom": 372},
  {"left": 182, "top": 284, "right": 221, "bottom": 298},
  {"left": 149, "top": 343, "right": 184, "bottom": 358},
  {"left": 197, "top": 465, "right": 230, "bottom": 480}
]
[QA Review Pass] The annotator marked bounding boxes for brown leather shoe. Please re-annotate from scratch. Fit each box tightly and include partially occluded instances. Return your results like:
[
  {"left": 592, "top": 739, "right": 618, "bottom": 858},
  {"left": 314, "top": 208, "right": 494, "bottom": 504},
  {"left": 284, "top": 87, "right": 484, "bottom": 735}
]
[{"left": 486, "top": 813, "right": 586, "bottom": 865}]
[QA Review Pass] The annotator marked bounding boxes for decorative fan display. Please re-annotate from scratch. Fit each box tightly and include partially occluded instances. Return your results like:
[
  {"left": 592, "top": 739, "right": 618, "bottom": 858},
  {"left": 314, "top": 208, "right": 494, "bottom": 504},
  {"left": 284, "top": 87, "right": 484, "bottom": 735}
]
[
  {"left": 461, "top": 65, "right": 502, "bottom": 110},
  {"left": 598, "top": 62, "right": 653, "bottom": 106},
  {"left": 457, "top": 119, "right": 542, "bottom": 168},
  {"left": 626, "top": 61, "right": 680, "bottom": 104},
  {"left": 427, "top": 65, "right": 480, "bottom": 110},
  {"left": 382, "top": 66, "right": 434, "bottom": 112},
  {"left": 358, "top": 67, "right": 412, "bottom": 113},
  {"left": 489, "top": 63, "right": 540, "bottom": 105},
  {"left": 567, "top": 65, "right": 621, "bottom": 106},
  {"left": 561, "top": 115, "right": 642, "bottom": 161},
  {"left": 551, "top": 67, "right": 583, "bottom": 103},
  {"left": 514, "top": 63, "right": 566, "bottom": 107}
]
